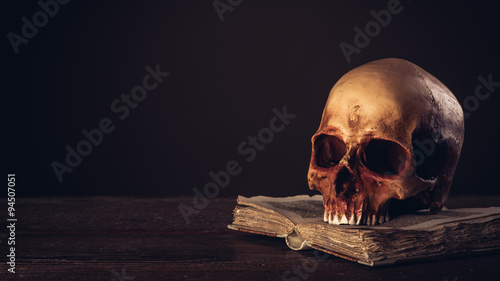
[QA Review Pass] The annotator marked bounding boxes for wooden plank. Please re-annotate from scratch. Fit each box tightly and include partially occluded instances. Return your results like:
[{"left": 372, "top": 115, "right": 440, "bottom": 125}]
[{"left": 2, "top": 196, "right": 499, "bottom": 280}]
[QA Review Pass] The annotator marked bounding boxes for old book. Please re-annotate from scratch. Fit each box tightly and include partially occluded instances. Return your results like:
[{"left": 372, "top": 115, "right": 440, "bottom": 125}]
[{"left": 227, "top": 195, "right": 500, "bottom": 266}]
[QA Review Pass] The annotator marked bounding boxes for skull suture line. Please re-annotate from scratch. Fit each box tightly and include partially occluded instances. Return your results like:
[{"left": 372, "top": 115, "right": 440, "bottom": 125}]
[{"left": 307, "top": 58, "right": 464, "bottom": 225}]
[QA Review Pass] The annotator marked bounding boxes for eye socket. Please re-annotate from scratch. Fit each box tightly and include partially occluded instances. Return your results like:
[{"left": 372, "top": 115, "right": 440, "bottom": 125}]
[
  {"left": 412, "top": 137, "right": 447, "bottom": 180},
  {"left": 362, "top": 139, "right": 407, "bottom": 175},
  {"left": 314, "top": 134, "right": 347, "bottom": 168}
]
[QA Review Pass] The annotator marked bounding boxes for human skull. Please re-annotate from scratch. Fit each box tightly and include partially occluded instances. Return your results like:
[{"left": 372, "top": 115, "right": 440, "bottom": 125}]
[{"left": 307, "top": 58, "right": 464, "bottom": 225}]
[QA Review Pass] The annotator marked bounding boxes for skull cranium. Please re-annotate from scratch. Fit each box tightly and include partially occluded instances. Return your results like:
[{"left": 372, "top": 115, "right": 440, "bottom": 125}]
[{"left": 307, "top": 58, "right": 464, "bottom": 225}]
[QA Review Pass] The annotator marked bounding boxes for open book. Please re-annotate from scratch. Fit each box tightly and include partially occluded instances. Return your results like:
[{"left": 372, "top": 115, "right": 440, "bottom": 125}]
[{"left": 227, "top": 195, "right": 500, "bottom": 266}]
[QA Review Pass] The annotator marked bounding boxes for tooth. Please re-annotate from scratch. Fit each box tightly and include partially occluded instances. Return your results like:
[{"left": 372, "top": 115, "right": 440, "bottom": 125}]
[
  {"left": 371, "top": 215, "right": 377, "bottom": 226},
  {"left": 324, "top": 212, "right": 328, "bottom": 222},
  {"left": 349, "top": 214, "right": 356, "bottom": 225},
  {"left": 378, "top": 215, "right": 385, "bottom": 224},
  {"left": 332, "top": 214, "right": 340, "bottom": 225},
  {"left": 340, "top": 214, "right": 348, "bottom": 224},
  {"left": 328, "top": 213, "right": 332, "bottom": 224},
  {"left": 358, "top": 203, "right": 364, "bottom": 214},
  {"left": 356, "top": 214, "right": 362, "bottom": 225}
]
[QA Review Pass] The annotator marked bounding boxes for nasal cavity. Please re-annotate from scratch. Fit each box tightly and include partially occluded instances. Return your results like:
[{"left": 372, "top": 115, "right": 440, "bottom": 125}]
[{"left": 334, "top": 166, "right": 354, "bottom": 195}]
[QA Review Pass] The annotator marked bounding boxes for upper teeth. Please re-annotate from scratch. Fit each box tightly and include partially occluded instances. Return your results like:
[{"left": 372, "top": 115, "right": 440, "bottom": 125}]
[{"left": 325, "top": 212, "right": 388, "bottom": 225}]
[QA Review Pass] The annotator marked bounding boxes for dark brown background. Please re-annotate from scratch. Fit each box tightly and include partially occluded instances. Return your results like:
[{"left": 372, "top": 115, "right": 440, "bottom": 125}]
[{"left": 2, "top": 0, "right": 500, "bottom": 198}]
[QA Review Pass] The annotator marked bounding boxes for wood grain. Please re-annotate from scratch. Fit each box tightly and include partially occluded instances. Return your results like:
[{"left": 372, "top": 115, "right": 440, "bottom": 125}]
[{"left": 2, "top": 195, "right": 499, "bottom": 280}]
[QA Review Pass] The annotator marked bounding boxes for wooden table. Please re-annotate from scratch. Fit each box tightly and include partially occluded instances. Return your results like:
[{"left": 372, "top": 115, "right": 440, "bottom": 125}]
[{"left": 4, "top": 196, "right": 500, "bottom": 280}]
